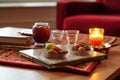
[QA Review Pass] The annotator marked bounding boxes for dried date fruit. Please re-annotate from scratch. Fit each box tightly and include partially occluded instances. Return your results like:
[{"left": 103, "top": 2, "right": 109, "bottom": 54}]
[
  {"left": 59, "top": 50, "right": 68, "bottom": 54},
  {"left": 52, "top": 46, "right": 62, "bottom": 52},
  {"left": 71, "top": 42, "right": 90, "bottom": 51},
  {"left": 78, "top": 47, "right": 85, "bottom": 51},
  {"left": 48, "top": 49, "right": 58, "bottom": 55}
]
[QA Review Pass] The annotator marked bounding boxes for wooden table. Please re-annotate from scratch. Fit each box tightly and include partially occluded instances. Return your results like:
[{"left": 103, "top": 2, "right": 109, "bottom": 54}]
[{"left": 0, "top": 36, "right": 120, "bottom": 80}]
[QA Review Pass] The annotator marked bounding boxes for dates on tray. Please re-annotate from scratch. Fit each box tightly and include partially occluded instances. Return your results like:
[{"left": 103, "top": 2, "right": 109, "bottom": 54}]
[
  {"left": 71, "top": 42, "right": 91, "bottom": 51},
  {"left": 47, "top": 46, "right": 68, "bottom": 58}
]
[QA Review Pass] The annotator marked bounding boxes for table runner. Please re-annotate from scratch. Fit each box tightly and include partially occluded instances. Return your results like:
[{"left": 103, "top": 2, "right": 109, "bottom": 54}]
[{"left": 0, "top": 34, "right": 116, "bottom": 75}]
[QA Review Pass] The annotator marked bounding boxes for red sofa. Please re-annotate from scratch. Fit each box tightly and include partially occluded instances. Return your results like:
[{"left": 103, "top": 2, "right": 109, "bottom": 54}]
[{"left": 56, "top": 0, "right": 120, "bottom": 36}]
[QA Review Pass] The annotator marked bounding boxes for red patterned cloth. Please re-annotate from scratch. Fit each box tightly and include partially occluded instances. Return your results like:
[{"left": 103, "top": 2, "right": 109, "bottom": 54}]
[{"left": 0, "top": 34, "right": 117, "bottom": 75}]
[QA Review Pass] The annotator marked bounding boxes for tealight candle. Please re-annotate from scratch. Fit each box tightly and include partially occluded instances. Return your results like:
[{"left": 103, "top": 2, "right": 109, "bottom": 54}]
[{"left": 89, "top": 28, "right": 104, "bottom": 48}]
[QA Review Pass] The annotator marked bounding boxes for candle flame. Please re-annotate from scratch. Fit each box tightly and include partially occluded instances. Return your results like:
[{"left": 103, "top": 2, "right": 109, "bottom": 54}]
[{"left": 94, "top": 28, "right": 99, "bottom": 35}]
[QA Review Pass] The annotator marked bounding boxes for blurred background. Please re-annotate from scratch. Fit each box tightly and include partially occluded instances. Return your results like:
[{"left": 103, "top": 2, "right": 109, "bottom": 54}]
[{"left": 0, "top": 0, "right": 59, "bottom": 29}]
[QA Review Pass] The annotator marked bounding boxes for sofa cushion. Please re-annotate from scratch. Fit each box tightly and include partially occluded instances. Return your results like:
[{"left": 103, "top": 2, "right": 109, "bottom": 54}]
[
  {"left": 63, "top": 15, "right": 120, "bottom": 36},
  {"left": 102, "top": 0, "right": 120, "bottom": 13},
  {"left": 96, "top": 0, "right": 102, "bottom": 2}
]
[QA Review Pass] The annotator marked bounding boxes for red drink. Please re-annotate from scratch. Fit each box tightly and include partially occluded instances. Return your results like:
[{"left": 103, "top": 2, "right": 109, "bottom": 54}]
[{"left": 32, "top": 22, "right": 51, "bottom": 46}]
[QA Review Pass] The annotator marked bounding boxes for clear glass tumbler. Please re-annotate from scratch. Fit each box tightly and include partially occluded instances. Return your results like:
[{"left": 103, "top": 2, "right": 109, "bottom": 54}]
[
  {"left": 51, "top": 30, "right": 64, "bottom": 45},
  {"left": 65, "top": 30, "right": 79, "bottom": 46}
]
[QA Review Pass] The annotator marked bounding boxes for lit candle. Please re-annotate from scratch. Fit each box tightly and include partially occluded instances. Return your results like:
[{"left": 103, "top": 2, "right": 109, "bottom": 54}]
[{"left": 89, "top": 28, "right": 104, "bottom": 48}]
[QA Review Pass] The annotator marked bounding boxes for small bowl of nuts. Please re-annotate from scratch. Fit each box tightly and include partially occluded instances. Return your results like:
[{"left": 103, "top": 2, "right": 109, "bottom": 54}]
[{"left": 71, "top": 42, "right": 91, "bottom": 55}]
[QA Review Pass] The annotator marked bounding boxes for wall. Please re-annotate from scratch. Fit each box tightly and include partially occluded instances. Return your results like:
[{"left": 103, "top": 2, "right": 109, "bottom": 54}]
[
  {"left": 0, "top": 0, "right": 59, "bottom": 3},
  {"left": 0, "top": 3, "right": 56, "bottom": 29}
]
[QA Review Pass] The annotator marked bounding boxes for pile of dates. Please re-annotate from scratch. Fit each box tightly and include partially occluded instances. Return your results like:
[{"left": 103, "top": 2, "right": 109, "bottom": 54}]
[{"left": 71, "top": 42, "right": 91, "bottom": 51}]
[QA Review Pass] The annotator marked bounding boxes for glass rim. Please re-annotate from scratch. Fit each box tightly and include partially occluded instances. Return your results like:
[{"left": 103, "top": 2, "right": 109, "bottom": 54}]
[
  {"left": 65, "top": 30, "right": 80, "bottom": 33},
  {"left": 89, "top": 28, "right": 104, "bottom": 33},
  {"left": 34, "top": 22, "right": 49, "bottom": 26},
  {"left": 52, "top": 30, "right": 64, "bottom": 32}
]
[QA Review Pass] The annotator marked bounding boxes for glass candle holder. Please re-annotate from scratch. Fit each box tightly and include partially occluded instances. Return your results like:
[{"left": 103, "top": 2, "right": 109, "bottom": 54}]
[{"left": 89, "top": 28, "right": 104, "bottom": 48}]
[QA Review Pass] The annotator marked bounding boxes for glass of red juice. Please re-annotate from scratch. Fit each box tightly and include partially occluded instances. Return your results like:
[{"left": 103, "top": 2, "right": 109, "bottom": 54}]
[{"left": 32, "top": 22, "right": 51, "bottom": 47}]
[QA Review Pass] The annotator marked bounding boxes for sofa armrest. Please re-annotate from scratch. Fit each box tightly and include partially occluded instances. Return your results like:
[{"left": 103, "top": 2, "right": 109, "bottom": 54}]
[{"left": 56, "top": 0, "right": 103, "bottom": 30}]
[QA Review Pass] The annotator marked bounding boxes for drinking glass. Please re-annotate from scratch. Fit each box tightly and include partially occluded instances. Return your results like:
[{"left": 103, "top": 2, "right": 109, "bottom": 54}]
[
  {"left": 65, "top": 30, "right": 79, "bottom": 46},
  {"left": 51, "top": 30, "right": 64, "bottom": 45},
  {"left": 32, "top": 22, "right": 51, "bottom": 47}
]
